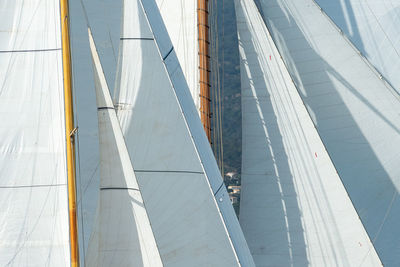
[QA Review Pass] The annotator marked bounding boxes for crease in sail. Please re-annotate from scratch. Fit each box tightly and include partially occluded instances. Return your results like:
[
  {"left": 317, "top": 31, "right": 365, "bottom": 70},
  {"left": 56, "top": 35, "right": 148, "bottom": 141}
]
[
  {"left": 113, "top": 0, "right": 255, "bottom": 266},
  {"left": 256, "top": 0, "right": 400, "bottom": 265},
  {"left": 156, "top": 0, "right": 200, "bottom": 112},
  {"left": 0, "top": 0, "right": 70, "bottom": 265},
  {"left": 85, "top": 28, "right": 162, "bottom": 267},
  {"left": 235, "top": 0, "right": 381, "bottom": 266}
]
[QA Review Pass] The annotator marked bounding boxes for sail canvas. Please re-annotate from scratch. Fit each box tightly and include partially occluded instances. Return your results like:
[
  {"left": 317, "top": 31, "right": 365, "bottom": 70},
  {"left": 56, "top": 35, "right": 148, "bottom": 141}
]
[
  {"left": 85, "top": 28, "right": 163, "bottom": 267},
  {"left": 113, "top": 0, "right": 254, "bottom": 266},
  {"left": 0, "top": 0, "right": 70, "bottom": 265},
  {"left": 256, "top": 0, "right": 400, "bottom": 265},
  {"left": 235, "top": 0, "right": 382, "bottom": 265},
  {"left": 156, "top": 0, "right": 200, "bottom": 111}
]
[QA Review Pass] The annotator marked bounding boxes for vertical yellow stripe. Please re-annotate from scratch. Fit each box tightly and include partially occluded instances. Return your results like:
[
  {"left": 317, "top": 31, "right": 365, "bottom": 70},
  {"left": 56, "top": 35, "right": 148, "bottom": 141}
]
[{"left": 60, "top": 0, "right": 79, "bottom": 266}]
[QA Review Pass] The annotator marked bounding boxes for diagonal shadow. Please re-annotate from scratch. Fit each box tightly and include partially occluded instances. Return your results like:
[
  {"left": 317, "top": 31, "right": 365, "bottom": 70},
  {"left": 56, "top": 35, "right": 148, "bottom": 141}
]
[
  {"left": 255, "top": 0, "right": 400, "bottom": 265},
  {"left": 237, "top": 3, "right": 309, "bottom": 266}
]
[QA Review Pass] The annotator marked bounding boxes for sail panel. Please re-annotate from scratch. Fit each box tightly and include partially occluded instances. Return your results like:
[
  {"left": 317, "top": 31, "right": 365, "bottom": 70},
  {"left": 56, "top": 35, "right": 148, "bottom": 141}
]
[
  {"left": 0, "top": 186, "right": 69, "bottom": 265},
  {"left": 86, "top": 29, "right": 162, "bottom": 267},
  {"left": 0, "top": 0, "right": 61, "bottom": 51},
  {"left": 236, "top": 0, "right": 381, "bottom": 265},
  {"left": 257, "top": 0, "right": 400, "bottom": 265},
  {"left": 115, "top": 40, "right": 203, "bottom": 173},
  {"left": 114, "top": 0, "right": 254, "bottom": 266},
  {"left": 0, "top": 0, "right": 70, "bottom": 265},
  {"left": 156, "top": 0, "right": 200, "bottom": 111},
  {"left": 315, "top": 0, "right": 400, "bottom": 93}
]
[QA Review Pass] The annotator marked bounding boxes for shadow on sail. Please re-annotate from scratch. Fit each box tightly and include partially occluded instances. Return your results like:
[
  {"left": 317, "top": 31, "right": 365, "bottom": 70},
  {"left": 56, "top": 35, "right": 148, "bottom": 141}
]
[
  {"left": 236, "top": 0, "right": 382, "bottom": 265},
  {"left": 113, "top": 0, "right": 255, "bottom": 266},
  {"left": 255, "top": 0, "right": 400, "bottom": 265},
  {"left": 237, "top": 18, "right": 309, "bottom": 267},
  {"left": 85, "top": 28, "right": 162, "bottom": 267},
  {"left": 315, "top": 0, "right": 400, "bottom": 93},
  {"left": 0, "top": 1, "right": 72, "bottom": 265}
]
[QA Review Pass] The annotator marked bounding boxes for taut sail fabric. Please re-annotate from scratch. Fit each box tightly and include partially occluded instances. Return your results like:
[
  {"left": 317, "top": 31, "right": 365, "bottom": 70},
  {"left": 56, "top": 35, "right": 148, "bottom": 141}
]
[
  {"left": 235, "top": 0, "right": 381, "bottom": 266},
  {"left": 257, "top": 0, "right": 400, "bottom": 265},
  {"left": 113, "top": 0, "right": 255, "bottom": 266},
  {"left": 0, "top": 0, "right": 70, "bottom": 265},
  {"left": 85, "top": 29, "right": 163, "bottom": 267},
  {"left": 156, "top": 0, "right": 200, "bottom": 111},
  {"left": 315, "top": 0, "right": 400, "bottom": 93}
]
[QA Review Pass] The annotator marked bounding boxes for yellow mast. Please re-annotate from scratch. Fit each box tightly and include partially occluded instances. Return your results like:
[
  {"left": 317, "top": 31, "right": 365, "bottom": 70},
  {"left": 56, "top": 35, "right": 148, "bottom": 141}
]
[
  {"left": 198, "top": 0, "right": 212, "bottom": 142},
  {"left": 60, "top": 0, "right": 79, "bottom": 266}
]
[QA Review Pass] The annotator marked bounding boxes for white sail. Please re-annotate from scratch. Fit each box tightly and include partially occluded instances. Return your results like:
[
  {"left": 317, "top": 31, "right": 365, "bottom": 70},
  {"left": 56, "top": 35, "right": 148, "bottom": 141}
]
[
  {"left": 315, "top": 0, "right": 400, "bottom": 93},
  {"left": 235, "top": 0, "right": 382, "bottom": 266},
  {"left": 256, "top": 0, "right": 400, "bottom": 265},
  {"left": 0, "top": 0, "right": 70, "bottom": 265},
  {"left": 85, "top": 29, "right": 163, "bottom": 267},
  {"left": 113, "top": 0, "right": 255, "bottom": 266},
  {"left": 156, "top": 0, "right": 200, "bottom": 111}
]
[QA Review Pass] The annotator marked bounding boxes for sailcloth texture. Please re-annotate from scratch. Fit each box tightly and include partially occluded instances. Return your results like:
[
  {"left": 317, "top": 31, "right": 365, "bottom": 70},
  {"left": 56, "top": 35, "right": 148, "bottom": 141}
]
[
  {"left": 235, "top": 0, "right": 381, "bottom": 266},
  {"left": 156, "top": 0, "right": 200, "bottom": 111},
  {"left": 0, "top": 0, "right": 70, "bottom": 265},
  {"left": 315, "top": 0, "right": 400, "bottom": 93},
  {"left": 257, "top": 0, "right": 400, "bottom": 265},
  {"left": 113, "top": 0, "right": 255, "bottom": 266},
  {"left": 85, "top": 29, "right": 163, "bottom": 267}
]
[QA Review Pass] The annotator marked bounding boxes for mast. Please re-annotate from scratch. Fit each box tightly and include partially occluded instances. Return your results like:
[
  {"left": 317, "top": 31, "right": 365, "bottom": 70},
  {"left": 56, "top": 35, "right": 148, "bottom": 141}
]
[
  {"left": 60, "top": 0, "right": 79, "bottom": 266},
  {"left": 198, "top": 0, "right": 212, "bottom": 142}
]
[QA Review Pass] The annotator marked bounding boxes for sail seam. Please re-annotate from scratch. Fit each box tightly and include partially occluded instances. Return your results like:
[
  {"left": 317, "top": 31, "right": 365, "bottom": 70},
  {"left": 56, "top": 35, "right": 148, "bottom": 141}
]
[
  {"left": 97, "top": 107, "right": 114, "bottom": 110},
  {"left": 120, "top": 37, "right": 154, "bottom": 40},
  {"left": 100, "top": 187, "right": 139, "bottom": 191},
  {"left": 0, "top": 48, "right": 62, "bottom": 53},
  {"left": 0, "top": 184, "right": 66, "bottom": 188},
  {"left": 135, "top": 170, "right": 204, "bottom": 174}
]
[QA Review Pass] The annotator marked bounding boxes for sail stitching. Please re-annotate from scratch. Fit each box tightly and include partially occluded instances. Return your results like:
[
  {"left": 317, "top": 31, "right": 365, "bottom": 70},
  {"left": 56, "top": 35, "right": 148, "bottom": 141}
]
[
  {"left": 135, "top": 170, "right": 204, "bottom": 174},
  {"left": 0, "top": 48, "right": 62, "bottom": 53},
  {"left": 100, "top": 187, "right": 139, "bottom": 191},
  {"left": 0, "top": 184, "right": 66, "bottom": 188},
  {"left": 120, "top": 37, "right": 154, "bottom": 40}
]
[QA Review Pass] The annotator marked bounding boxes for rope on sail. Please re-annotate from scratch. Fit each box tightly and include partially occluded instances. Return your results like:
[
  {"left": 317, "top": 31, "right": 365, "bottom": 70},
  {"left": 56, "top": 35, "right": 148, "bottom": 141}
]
[
  {"left": 209, "top": 0, "right": 224, "bottom": 176},
  {"left": 79, "top": 0, "right": 90, "bottom": 28},
  {"left": 100, "top": 2, "right": 117, "bottom": 64},
  {"left": 358, "top": 190, "right": 398, "bottom": 266}
]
